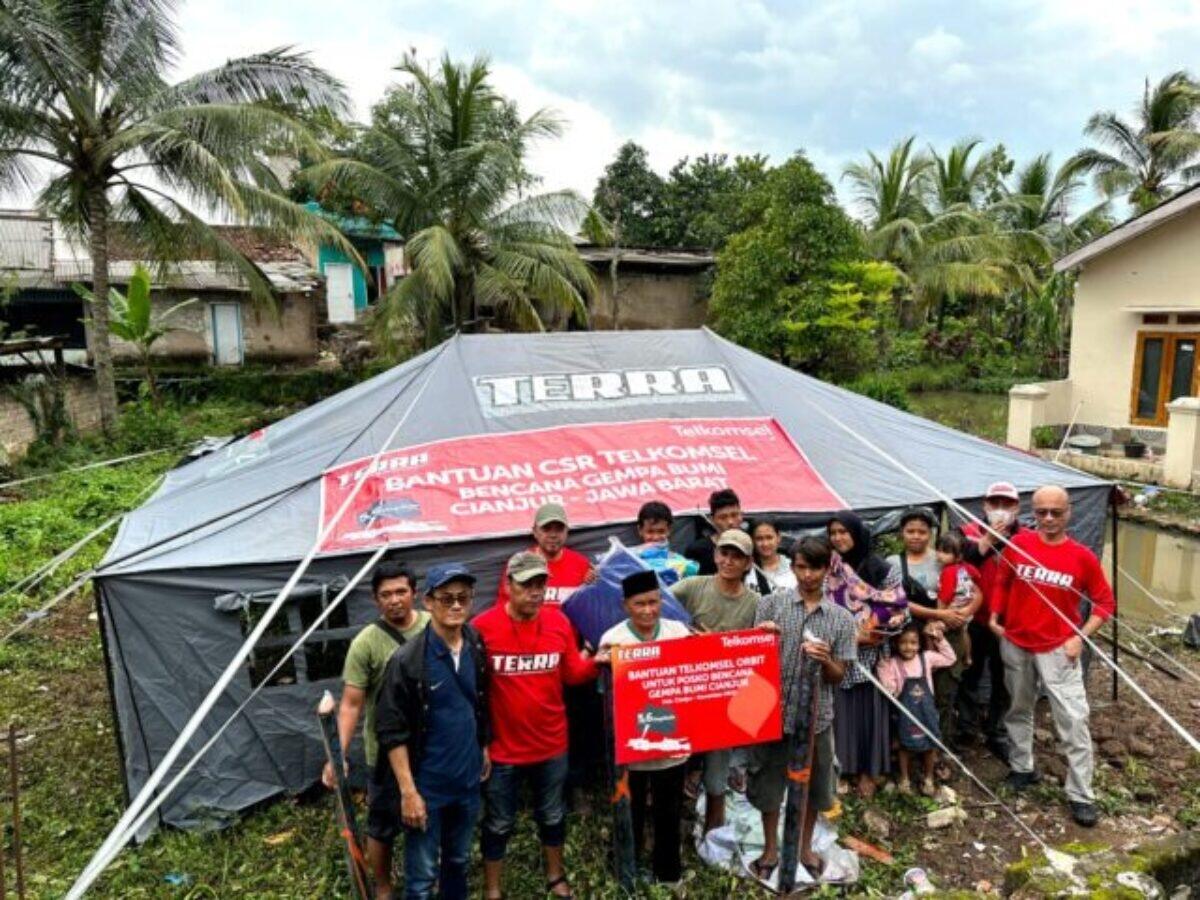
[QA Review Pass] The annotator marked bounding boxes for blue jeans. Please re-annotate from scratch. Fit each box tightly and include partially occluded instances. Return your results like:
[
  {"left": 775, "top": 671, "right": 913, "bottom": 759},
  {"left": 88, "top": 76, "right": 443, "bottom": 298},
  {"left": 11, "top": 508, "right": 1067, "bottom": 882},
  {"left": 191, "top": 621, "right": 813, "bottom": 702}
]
[
  {"left": 480, "top": 752, "right": 568, "bottom": 860},
  {"left": 402, "top": 793, "right": 480, "bottom": 900}
]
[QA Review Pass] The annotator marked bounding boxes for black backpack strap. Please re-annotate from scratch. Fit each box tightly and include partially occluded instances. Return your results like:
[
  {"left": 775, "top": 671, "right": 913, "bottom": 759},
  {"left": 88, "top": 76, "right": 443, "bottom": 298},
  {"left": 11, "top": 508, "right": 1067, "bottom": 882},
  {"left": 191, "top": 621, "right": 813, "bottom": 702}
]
[
  {"left": 900, "top": 555, "right": 934, "bottom": 609},
  {"left": 372, "top": 618, "right": 409, "bottom": 647}
]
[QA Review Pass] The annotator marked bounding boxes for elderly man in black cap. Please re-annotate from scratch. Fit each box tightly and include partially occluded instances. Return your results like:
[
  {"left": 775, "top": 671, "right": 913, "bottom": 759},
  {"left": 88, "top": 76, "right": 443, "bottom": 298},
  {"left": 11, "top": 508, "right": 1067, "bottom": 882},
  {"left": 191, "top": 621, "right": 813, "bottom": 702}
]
[{"left": 598, "top": 570, "right": 693, "bottom": 885}]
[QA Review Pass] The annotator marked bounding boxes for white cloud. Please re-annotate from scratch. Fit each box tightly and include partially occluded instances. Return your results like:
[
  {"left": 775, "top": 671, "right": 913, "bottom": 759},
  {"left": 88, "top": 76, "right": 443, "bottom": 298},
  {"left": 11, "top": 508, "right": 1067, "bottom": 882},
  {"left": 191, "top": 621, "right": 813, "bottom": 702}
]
[{"left": 910, "top": 27, "right": 966, "bottom": 65}]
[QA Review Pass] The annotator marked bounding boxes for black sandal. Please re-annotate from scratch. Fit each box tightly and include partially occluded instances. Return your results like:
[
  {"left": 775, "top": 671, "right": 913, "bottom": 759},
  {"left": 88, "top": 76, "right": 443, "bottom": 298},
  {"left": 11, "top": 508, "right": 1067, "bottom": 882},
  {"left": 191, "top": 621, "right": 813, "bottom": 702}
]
[
  {"left": 547, "top": 874, "right": 574, "bottom": 899},
  {"left": 749, "top": 855, "right": 778, "bottom": 880}
]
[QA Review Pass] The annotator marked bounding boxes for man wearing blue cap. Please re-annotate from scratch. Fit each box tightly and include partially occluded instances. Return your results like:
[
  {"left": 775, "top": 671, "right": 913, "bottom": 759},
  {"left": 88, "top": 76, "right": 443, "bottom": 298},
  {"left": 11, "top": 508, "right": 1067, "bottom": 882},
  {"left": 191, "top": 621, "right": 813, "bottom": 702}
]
[{"left": 375, "top": 563, "right": 491, "bottom": 900}]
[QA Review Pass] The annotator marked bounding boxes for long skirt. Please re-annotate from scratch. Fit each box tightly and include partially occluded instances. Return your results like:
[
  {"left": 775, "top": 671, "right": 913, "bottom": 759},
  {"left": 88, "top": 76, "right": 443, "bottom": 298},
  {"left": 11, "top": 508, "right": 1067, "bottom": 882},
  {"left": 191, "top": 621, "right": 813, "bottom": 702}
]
[{"left": 834, "top": 681, "right": 892, "bottom": 776}]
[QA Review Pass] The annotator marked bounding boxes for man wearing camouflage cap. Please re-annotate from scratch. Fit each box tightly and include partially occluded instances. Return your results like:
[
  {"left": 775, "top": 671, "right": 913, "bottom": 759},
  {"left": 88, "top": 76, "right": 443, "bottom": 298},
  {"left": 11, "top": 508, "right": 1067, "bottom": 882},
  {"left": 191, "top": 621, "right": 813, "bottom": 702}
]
[
  {"left": 669, "top": 529, "right": 759, "bottom": 834},
  {"left": 473, "top": 550, "right": 604, "bottom": 900},
  {"left": 494, "top": 502, "right": 595, "bottom": 606}
]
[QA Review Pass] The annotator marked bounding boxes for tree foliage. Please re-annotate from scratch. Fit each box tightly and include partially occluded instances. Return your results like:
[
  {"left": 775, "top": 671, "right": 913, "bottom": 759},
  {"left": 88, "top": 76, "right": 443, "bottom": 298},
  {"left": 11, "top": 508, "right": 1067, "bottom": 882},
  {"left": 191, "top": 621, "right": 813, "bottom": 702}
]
[
  {"left": 305, "top": 53, "right": 594, "bottom": 350},
  {"left": 592, "top": 144, "right": 768, "bottom": 250},
  {"left": 73, "top": 265, "right": 195, "bottom": 406},
  {"left": 0, "top": 0, "right": 355, "bottom": 432},
  {"left": 1070, "top": 70, "right": 1200, "bottom": 214},
  {"left": 709, "top": 154, "right": 871, "bottom": 374}
]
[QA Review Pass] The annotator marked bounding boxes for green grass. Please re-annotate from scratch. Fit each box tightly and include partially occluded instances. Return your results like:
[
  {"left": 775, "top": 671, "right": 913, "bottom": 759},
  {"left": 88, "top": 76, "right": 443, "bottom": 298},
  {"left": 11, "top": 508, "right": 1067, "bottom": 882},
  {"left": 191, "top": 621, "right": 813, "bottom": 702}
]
[{"left": 907, "top": 391, "right": 1009, "bottom": 443}]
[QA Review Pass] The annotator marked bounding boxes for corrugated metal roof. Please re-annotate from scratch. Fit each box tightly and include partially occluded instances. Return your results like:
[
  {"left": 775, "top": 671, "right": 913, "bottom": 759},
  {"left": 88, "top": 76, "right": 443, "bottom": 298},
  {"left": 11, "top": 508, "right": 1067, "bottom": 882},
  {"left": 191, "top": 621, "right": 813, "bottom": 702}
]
[{"left": 0, "top": 210, "right": 321, "bottom": 294}]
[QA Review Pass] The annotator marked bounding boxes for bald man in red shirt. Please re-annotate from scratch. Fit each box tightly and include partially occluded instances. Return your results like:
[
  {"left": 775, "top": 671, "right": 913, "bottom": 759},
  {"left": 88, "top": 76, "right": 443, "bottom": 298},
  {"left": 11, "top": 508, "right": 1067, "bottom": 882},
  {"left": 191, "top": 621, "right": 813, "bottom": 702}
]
[{"left": 990, "top": 485, "right": 1113, "bottom": 828}]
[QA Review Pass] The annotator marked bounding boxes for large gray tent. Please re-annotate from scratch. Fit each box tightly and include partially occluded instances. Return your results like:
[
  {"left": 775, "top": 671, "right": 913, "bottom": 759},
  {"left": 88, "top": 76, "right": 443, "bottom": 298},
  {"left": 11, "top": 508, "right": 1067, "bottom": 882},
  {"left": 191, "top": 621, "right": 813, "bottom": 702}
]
[{"left": 96, "top": 329, "right": 1111, "bottom": 830}]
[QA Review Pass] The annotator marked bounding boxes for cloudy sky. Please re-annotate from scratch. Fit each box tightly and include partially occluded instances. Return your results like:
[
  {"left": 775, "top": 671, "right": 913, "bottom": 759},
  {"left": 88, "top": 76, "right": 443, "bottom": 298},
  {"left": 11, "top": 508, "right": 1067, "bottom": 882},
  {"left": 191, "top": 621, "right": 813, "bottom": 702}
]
[{"left": 122, "top": 1, "right": 1200, "bottom": 213}]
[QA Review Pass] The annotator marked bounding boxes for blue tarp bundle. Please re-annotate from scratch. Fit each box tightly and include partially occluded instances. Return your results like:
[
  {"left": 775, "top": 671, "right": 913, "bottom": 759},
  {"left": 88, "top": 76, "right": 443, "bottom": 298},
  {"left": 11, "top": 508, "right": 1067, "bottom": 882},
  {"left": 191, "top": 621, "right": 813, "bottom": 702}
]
[{"left": 562, "top": 539, "right": 691, "bottom": 647}]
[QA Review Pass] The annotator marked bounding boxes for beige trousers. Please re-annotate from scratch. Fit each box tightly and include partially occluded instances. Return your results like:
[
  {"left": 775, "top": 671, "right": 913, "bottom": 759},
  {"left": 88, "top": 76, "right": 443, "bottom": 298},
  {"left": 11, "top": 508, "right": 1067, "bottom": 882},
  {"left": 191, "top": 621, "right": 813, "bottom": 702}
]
[{"left": 1000, "top": 639, "right": 1095, "bottom": 803}]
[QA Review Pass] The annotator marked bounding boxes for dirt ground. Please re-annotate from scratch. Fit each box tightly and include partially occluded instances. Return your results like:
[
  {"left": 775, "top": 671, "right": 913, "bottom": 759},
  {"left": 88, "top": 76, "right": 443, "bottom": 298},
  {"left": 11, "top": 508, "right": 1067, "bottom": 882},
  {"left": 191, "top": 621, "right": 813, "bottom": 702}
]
[{"left": 852, "top": 647, "right": 1200, "bottom": 894}]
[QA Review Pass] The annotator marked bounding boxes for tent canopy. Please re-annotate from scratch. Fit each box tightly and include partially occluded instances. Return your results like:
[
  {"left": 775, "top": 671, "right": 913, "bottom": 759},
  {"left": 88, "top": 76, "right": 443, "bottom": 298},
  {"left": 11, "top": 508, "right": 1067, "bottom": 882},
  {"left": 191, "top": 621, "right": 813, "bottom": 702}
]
[
  {"left": 96, "top": 329, "right": 1110, "bottom": 831},
  {"left": 101, "top": 329, "right": 1107, "bottom": 576}
]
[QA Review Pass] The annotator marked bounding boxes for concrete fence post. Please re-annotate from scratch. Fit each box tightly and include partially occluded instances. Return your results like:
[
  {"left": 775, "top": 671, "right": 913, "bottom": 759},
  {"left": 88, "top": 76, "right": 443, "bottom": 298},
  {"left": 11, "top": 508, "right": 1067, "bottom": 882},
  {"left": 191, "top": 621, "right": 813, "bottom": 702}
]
[
  {"left": 1163, "top": 397, "right": 1200, "bottom": 489},
  {"left": 1006, "top": 384, "right": 1049, "bottom": 450}
]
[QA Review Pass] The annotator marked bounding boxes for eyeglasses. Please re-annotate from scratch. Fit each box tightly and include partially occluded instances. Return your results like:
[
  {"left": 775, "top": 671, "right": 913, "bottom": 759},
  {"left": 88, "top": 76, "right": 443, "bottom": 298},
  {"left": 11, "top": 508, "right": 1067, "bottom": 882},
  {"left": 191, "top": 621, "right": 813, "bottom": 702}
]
[
  {"left": 430, "top": 592, "right": 471, "bottom": 608},
  {"left": 1032, "top": 507, "right": 1068, "bottom": 519}
]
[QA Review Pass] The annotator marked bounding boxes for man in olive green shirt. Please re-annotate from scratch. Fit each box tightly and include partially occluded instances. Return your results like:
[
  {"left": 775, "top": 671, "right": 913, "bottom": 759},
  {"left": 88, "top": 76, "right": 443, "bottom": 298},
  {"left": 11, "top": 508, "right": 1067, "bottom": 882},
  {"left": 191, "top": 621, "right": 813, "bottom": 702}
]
[
  {"left": 323, "top": 562, "right": 429, "bottom": 900},
  {"left": 670, "top": 529, "right": 757, "bottom": 833}
]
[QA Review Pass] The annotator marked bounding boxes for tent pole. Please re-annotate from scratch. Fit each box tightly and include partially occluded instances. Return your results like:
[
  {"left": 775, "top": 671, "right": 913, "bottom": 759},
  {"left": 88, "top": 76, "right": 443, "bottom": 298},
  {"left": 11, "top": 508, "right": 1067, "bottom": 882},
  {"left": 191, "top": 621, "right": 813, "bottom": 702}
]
[{"left": 1110, "top": 492, "right": 1119, "bottom": 702}]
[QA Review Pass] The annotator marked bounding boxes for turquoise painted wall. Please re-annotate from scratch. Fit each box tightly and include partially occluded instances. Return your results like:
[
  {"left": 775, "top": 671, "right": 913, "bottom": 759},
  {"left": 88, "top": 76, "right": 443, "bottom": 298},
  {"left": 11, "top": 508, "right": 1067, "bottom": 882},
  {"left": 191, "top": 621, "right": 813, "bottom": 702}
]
[{"left": 317, "top": 239, "right": 386, "bottom": 310}]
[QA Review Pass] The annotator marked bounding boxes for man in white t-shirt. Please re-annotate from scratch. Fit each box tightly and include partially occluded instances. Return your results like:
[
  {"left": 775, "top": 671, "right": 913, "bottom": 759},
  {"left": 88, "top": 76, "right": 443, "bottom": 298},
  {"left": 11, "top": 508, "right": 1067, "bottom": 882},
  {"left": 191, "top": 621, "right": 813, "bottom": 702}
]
[{"left": 600, "top": 570, "right": 691, "bottom": 884}]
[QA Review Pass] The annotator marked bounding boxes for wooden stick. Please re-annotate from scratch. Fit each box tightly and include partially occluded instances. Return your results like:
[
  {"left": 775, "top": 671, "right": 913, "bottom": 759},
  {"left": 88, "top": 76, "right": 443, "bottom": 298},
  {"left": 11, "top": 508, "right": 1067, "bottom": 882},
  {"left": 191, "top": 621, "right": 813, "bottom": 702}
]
[
  {"left": 600, "top": 668, "right": 637, "bottom": 890},
  {"left": 7, "top": 724, "right": 24, "bottom": 900},
  {"left": 315, "top": 694, "right": 369, "bottom": 900},
  {"left": 779, "top": 666, "right": 821, "bottom": 893}
]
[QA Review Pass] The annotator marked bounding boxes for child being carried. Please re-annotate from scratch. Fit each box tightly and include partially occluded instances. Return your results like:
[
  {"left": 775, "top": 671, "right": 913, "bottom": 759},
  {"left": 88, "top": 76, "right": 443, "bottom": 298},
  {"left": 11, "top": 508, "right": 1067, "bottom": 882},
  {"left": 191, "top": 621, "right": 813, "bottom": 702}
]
[{"left": 935, "top": 532, "right": 981, "bottom": 667}]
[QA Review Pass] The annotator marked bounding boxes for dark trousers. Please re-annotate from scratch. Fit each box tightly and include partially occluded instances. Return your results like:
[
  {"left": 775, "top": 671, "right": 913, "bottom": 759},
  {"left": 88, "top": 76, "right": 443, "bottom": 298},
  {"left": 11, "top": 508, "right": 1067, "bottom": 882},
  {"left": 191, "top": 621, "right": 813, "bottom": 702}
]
[
  {"left": 960, "top": 621, "right": 1009, "bottom": 742},
  {"left": 480, "top": 753, "right": 569, "bottom": 860},
  {"left": 934, "top": 626, "right": 968, "bottom": 745},
  {"left": 567, "top": 682, "right": 605, "bottom": 795},
  {"left": 629, "top": 764, "right": 686, "bottom": 883}
]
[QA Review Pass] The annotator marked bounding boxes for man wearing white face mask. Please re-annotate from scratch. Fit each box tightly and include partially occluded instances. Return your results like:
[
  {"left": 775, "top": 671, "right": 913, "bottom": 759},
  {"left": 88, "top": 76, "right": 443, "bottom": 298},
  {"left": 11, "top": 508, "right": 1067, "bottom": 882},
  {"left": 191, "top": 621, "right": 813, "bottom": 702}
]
[{"left": 957, "top": 481, "right": 1022, "bottom": 762}]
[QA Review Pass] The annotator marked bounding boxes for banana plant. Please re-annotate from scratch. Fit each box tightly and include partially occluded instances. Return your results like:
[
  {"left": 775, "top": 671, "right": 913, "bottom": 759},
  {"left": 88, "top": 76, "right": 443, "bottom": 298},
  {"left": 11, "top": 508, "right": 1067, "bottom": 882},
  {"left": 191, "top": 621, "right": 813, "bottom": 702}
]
[{"left": 74, "top": 265, "right": 196, "bottom": 407}]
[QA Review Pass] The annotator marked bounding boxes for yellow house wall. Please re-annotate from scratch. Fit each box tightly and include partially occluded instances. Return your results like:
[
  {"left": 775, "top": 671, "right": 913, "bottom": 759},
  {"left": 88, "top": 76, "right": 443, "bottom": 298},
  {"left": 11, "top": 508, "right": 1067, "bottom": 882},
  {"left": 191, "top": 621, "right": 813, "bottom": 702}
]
[{"left": 1069, "top": 209, "right": 1200, "bottom": 430}]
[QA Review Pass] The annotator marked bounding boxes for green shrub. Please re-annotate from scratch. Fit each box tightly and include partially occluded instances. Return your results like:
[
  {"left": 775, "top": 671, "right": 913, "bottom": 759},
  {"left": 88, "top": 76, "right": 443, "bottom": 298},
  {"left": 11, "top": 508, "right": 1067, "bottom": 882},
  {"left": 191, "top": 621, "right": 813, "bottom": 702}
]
[
  {"left": 1032, "top": 425, "right": 1059, "bottom": 449},
  {"left": 845, "top": 373, "right": 911, "bottom": 411},
  {"left": 116, "top": 401, "right": 183, "bottom": 452}
]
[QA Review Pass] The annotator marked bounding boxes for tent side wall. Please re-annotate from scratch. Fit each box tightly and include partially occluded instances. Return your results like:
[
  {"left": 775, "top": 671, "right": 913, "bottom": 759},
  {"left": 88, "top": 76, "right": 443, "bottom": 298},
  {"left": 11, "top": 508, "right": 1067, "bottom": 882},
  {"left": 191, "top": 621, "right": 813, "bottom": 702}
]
[
  {"left": 98, "top": 481, "right": 1112, "bottom": 832},
  {"left": 96, "top": 524, "right": 642, "bottom": 829}
]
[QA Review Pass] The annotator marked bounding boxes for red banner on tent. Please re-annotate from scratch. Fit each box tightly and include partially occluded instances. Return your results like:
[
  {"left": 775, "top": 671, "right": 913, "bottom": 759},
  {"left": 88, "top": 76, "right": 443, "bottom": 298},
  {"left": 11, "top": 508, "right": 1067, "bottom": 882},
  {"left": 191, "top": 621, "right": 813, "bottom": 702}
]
[
  {"left": 611, "top": 630, "right": 782, "bottom": 765},
  {"left": 318, "top": 417, "right": 842, "bottom": 553}
]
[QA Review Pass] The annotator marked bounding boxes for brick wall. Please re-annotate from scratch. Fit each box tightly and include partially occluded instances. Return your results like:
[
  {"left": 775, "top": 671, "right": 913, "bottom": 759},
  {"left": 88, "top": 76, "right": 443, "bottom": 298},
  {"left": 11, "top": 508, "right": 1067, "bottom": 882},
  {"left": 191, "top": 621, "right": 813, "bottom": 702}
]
[{"left": 0, "top": 374, "right": 102, "bottom": 465}]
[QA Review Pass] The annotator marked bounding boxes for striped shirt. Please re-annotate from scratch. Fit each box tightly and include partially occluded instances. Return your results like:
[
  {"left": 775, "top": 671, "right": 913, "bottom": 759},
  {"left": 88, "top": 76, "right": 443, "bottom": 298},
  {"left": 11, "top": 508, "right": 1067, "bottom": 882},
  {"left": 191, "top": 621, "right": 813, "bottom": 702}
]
[{"left": 754, "top": 589, "right": 857, "bottom": 734}]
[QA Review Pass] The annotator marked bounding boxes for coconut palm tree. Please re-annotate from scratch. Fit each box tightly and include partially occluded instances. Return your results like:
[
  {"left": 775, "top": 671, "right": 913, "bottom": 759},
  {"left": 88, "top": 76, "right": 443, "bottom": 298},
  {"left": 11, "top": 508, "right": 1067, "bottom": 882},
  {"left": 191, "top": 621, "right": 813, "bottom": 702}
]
[
  {"left": 842, "top": 136, "right": 932, "bottom": 234},
  {"left": 926, "top": 137, "right": 1007, "bottom": 212},
  {"left": 995, "top": 154, "right": 1111, "bottom": 252},
  {"left": 1070, "top": 70, "right": 1200, "bottom": 214},
  {"left": 0, "top": 0, "right": 355, "bottom": 432},
  {"left": 305, "top": 53, "right": 594, "bottom": 350},
  {"left": 873, "top": 204, "right": 1048, "bottom": 325}
]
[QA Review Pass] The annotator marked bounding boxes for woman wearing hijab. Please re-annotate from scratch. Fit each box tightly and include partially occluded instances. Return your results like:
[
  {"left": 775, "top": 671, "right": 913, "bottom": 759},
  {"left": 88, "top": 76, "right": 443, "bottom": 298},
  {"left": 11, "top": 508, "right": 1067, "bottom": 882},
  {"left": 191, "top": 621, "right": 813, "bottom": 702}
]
[{"left": 827, "top": 511, "right": 903, "bottom": 799}]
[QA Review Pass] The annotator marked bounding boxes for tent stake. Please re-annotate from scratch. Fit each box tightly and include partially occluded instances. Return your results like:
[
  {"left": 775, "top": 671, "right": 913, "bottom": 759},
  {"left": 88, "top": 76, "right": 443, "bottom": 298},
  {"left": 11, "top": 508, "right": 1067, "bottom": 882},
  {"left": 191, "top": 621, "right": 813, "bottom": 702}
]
[{"left": 1110, "top": 493, "right": 1119, "bottom": 702}]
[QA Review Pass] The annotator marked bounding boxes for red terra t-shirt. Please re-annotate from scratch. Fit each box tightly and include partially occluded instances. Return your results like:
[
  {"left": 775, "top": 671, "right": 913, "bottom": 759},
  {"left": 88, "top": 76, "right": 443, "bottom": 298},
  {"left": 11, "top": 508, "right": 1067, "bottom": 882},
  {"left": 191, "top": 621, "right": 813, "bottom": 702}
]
[
  {"left": 473, "top": 603, "right": 598, "bottom": 764},
  {"left": 494, "top": 546, "right": 592, "bottom": 606},
  {"left": 992, "top": 530, "right": 1115, "bottom": 653}
]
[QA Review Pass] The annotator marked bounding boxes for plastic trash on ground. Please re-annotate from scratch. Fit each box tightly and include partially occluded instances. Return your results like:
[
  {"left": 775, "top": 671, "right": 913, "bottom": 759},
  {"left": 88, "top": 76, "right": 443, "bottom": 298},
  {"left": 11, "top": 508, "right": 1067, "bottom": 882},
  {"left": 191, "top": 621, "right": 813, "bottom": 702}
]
[
  {"left": 561, "top": 537, "right": 691, "bottom": 648},
  {"left": 695, "top": 784, "right": 859, "bottom": 892}
]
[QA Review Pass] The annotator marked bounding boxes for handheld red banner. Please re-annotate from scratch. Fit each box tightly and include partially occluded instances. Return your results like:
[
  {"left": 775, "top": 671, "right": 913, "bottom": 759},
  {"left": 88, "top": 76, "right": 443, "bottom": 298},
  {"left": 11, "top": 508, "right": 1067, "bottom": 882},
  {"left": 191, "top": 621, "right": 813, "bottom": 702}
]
[
  {"left": 318, "top": 417, "right": 842, "bottom": 553},
  {"left": 611, "top": 629, "right": 782, "bottom": 766}
]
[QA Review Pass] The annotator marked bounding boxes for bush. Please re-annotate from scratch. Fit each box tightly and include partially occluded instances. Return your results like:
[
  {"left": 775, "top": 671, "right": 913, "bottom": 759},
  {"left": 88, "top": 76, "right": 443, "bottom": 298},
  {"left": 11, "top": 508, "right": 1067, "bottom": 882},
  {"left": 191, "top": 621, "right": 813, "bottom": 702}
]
[
  {"left": 1032, "top": 425, "right": 1060, "bottom": 449},
  {"left": 116, "top": 401, "right": 183, "bottom": 452},
  {"left": 844, "top": 373, "right": 911, "bottom": 411}
]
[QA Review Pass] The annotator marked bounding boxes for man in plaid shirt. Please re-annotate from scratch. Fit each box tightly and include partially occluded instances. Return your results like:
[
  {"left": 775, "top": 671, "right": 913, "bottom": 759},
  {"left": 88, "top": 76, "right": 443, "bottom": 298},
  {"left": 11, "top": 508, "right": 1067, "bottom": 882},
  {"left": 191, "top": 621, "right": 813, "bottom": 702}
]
[{"left": 747, "top": 536, "right": 857, "bottom": 878}]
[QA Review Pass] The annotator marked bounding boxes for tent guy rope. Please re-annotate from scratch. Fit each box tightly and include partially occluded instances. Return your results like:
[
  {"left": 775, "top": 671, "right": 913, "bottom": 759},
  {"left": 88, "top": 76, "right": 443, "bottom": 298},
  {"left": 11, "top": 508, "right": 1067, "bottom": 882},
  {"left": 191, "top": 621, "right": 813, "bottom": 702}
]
[
  {"left": 785, "top": 385, "right": 1200, "bottom": 757},
  {"left": 67, "top": 344, "right": 448, "bottom": 899},
  {"left": 103, "top": 546, "right": 388, "bottom": 851}
]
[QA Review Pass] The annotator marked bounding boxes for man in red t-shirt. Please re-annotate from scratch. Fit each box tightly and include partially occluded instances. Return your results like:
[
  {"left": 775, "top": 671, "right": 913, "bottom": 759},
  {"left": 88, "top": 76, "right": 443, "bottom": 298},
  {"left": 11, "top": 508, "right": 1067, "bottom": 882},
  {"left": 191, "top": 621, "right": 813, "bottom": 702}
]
[
  {"left": 474, "top": 551, "right": 601, "bottom": 900},
  {"left": 989, "top": 485, "right": 1114, "bottom": 828},
  {"left": 495, "top": 502, "right": 594, "bottom": 606}
]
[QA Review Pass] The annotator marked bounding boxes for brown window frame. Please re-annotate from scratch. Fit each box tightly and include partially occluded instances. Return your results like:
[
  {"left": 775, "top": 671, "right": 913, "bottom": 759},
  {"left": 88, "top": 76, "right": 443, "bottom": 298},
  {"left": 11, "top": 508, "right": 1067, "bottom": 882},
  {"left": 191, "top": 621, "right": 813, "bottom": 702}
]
[{"left": 1130, "top": 330, "right": 1200, "bottom": 426}]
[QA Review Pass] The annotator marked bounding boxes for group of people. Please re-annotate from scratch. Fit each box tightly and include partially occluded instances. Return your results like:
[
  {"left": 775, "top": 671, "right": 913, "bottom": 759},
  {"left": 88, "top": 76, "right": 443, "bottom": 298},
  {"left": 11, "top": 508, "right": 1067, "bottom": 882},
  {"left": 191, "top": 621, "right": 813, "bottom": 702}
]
[{"left": 324, "top": 482, "right": 1115, "bottom": 898}]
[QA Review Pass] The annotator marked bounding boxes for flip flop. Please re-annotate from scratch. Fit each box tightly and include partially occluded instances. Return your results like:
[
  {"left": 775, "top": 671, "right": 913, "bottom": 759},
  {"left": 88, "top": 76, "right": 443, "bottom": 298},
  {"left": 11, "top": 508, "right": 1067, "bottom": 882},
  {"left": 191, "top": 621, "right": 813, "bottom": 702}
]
[
  {"left": 547, "top": 874, "right": 574, "bottom": 900},
  {"left": 749, "top": 855, "right": 778, "bottom": 881}
]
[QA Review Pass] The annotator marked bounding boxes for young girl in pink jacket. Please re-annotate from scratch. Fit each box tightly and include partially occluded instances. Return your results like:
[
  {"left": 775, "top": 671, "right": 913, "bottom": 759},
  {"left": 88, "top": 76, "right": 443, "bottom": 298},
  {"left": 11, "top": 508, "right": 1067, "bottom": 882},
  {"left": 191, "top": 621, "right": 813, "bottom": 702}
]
[{"left": 877, "top": 621, "right": 957, "bottom": 796}]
